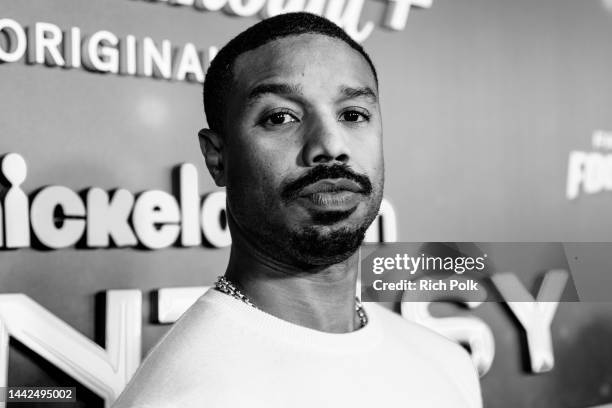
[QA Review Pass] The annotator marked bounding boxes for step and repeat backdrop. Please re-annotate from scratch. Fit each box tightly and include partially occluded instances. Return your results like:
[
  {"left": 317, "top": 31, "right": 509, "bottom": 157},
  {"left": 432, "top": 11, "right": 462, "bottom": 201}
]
[{"left": 1, "top": 0, "right": 612, "bottom": 407}]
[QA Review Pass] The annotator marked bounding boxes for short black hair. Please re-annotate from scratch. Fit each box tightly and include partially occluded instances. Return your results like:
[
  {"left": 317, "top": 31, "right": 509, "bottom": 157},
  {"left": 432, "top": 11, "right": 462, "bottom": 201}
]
[{"left": 203, "top": 12, "right": 378, "bottom": 134}]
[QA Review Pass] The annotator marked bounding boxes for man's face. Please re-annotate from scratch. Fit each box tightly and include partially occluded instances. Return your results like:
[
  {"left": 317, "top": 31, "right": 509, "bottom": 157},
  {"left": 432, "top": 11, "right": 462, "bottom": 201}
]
[{"left": 223, "top": 33, "right": 384, "bottom": 267}]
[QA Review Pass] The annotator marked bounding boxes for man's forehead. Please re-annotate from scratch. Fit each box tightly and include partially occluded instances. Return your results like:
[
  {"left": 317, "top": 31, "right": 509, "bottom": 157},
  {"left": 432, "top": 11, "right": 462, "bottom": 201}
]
[{"left": 231, "top": 34, "right": 378, "bottom": 95}]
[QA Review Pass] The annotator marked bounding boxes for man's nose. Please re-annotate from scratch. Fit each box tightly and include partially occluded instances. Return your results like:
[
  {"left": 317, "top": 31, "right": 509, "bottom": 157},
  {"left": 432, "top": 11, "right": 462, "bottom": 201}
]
[{"left": 301, "top": 115, "right": 350, "bottom": 166}]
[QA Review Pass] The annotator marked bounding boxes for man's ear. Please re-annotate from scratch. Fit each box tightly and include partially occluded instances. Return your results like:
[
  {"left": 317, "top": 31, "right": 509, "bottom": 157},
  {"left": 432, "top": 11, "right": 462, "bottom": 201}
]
[{"left": 198, "top": 128, "right": 226, "bottom": 187}]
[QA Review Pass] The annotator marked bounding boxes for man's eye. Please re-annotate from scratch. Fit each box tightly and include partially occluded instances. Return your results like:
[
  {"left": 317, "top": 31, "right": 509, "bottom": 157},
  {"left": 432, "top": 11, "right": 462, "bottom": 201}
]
[
  {"left": 262, "top": 111, "right": 298, "bottom": 127},
  {"left": 340, "top": 110, "right": 370, "bottom": 123}
]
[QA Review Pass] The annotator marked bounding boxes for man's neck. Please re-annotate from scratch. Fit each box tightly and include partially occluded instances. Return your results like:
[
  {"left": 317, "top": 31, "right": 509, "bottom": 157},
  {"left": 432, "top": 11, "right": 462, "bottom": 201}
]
[{"left": 224, "top": 233, "right": 361, "bottom": 333}]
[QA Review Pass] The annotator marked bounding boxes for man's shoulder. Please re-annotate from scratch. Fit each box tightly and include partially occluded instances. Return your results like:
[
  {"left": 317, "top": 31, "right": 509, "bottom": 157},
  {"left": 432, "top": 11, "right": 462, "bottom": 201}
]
[
  {"left": 369, "top": 304, "right": 482, "bottom": 408},
  {"left": 138, "top": 289, "right": 232, "bottom": 357},
  {"left": 370, "top": 303, "right": 463, "bottom": 352},
  {"left": 112, "top": 290, "right": 234, "bottom": 408},
  {"left": 370, "top": 303, "right": 475, "bottom": 369}
]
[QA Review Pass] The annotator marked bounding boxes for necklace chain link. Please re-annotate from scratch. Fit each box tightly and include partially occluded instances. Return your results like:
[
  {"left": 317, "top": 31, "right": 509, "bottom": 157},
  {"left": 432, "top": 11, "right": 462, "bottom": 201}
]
[{"left": 214, "top": 276, "right": 368, "bottom": 328}]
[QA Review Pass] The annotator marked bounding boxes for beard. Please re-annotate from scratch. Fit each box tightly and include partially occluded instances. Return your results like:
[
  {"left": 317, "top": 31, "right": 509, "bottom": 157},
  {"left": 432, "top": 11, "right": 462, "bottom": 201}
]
[
  {"left": 228, "top": 164, "right": 384, "bottom": 269},
  {"left": 284, "top": 208, "right": 379, "bottom": 267},
  {"left": 242, "top": 202, "right": 381, "bottom": 268}
]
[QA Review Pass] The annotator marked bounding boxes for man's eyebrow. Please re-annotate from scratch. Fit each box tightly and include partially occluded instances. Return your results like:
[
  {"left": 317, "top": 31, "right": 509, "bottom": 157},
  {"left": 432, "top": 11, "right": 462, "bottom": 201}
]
[
  {"left": 339, "top": 86, "right": 378, "bottom": 103},
  {"left": 247, "top": 83, "right": 303, "bottom": 104}
]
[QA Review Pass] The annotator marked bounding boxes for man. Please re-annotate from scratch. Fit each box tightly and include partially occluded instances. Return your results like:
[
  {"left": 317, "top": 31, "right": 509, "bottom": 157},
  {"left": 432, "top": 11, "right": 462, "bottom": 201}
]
[{"left": 114, "top": 12, "right": 482, "bottom": 408}]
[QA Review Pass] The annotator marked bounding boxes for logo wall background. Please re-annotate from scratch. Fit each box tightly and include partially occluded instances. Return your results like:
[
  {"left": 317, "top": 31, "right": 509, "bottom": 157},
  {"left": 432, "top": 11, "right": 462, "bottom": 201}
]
[{"left": 1, "top": 0, "right": 612, "bottom": 407}]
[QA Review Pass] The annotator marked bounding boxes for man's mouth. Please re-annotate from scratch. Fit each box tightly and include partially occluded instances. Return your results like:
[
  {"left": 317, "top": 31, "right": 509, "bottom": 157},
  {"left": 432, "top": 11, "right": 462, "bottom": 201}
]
[{"left": 296, "top": 179, "right": 365, "bottom": 210}]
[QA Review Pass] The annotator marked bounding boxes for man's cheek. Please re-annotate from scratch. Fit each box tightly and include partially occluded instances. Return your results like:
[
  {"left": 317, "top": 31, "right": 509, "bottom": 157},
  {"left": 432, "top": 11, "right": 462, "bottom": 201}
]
[{"left": 227, "top": 145, "right": 263, "bottom": 178}]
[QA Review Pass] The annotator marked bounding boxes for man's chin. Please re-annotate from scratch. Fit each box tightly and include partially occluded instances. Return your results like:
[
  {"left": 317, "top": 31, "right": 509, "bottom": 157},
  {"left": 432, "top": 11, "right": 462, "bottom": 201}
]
[
  {"left": 308, "top": 207, "right": 358, "bottom": 225},
  {"left": 254, "top": 193, "right": 383, "bottom": 267},
  {"left": 286, "top": 223, "right": 368, "bottom": 267}
]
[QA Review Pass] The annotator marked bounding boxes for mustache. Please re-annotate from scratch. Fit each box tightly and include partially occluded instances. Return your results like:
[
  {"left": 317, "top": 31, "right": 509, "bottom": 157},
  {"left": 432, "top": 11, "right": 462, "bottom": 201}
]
[{"left": 280, "top": 164, "right": 373, "bottom": 202}]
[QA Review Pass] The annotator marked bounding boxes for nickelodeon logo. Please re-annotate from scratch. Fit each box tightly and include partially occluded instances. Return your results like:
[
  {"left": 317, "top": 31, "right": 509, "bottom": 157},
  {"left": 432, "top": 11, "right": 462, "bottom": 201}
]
[{"left": 0, "top": 153, "right": 396, "bottom": 250}]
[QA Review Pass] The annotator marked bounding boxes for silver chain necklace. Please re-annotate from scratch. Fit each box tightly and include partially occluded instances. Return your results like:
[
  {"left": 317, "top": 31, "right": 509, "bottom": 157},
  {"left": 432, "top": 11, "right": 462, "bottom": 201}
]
[{"left": 215, "top": 276, "right": 368, "bottom": 328}]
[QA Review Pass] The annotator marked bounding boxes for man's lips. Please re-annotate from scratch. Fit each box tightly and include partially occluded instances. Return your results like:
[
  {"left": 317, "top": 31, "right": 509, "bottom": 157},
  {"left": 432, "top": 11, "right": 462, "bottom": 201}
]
[
  {"left": 296, "top": 179, "right": 365, "bottom": 210},
  {"left": 297, "top": 179, "right": 364, "bottom": 196},
  {"left": 280, "top": 164, "right": 373, "bottom": 205}
]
